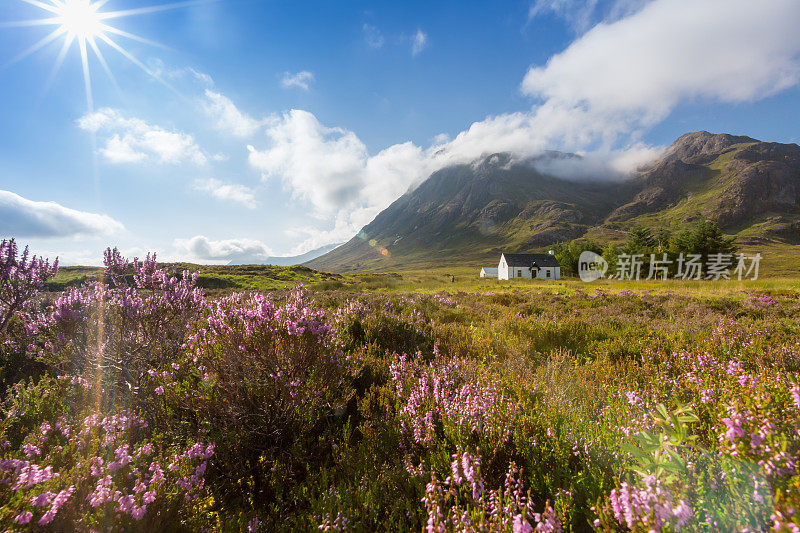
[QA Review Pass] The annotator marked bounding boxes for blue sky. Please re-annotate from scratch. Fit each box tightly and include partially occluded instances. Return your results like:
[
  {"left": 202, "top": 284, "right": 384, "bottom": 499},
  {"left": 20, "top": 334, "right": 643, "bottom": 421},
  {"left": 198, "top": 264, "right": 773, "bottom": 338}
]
[{"left": 1, "top": 0, "right": 799, "bottom": 265}]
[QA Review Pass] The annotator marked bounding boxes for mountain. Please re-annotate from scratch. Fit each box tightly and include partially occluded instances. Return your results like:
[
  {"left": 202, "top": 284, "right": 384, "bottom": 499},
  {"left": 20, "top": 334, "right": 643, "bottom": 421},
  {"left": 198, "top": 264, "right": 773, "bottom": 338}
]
[
  {"left": 601, "top": 132, "right": 800, "bottom": 242},
  {"left": 307, "top": 132, "right": 800, "bottom": 272},
  {"left": 229, "top": 242, "right": 342, "bottom": 266}
]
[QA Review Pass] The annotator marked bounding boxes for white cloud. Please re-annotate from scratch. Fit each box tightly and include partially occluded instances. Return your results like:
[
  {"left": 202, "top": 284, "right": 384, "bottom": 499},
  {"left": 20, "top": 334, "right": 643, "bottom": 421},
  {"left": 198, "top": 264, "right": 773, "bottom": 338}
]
[
  {"left": 286, "top": 212, "right": 366, "bottom": 255},
  {"left": 148, "top": 59, "right": 215, "bottom": 86},
  {"left": 193, "top": 178, "right": 258, "bottom": 209},
  {"left": 530, "top": 144, "right": 664, "bottom": 180},
  {"left": 363, "top": 24, "right": 384, "bottom": 49},
  {"left": 77, "top": 109, "right": 208, "bottom": 165},
  {"left": 411, "top": 29, "right": 428, "bottom": 56},
  {"left": 431, "top": 133, "right": 451, "bottom": 145},
  {"left": 173, "top": 235, "right": 274, "bottom": 263},
  {"left": 0, "top": 190, "right": 124, "bottom": 239},
  {"left": 102, "top": 135, "right": 147, "bottom": 164},
  {"left": 247, "top": 110, "right": 432, "bottom": 250},
  {"left": 202, "top": 90, "right": 265, "bottom": 138},
  {"left": 521, "top": 0, "right": 800, "bottom": 148},
  {"left": 280, "top": 71, "right": 315, "bottom": 91},
  {"left": 422, "top": 0, "right": 800, "bottom": 172},
  {"left": 248, "top": 110, "right": 369, "bottom": 215},
  {"left": 528, "top": 0, "right": 600, "bottom": 32},
  {"left": 528, "top": 0, "right": 649, "bottom": 32},
  {"left": 188, "top": 68, "right": 215, "bottom": 87}
]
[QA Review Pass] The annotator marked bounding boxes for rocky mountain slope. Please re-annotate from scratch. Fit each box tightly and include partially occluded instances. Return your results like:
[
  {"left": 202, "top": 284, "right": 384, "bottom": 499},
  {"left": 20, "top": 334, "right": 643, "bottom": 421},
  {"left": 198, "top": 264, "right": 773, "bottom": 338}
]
[{"left": 307, "top": 132, "right": 800, "bottom": 272}]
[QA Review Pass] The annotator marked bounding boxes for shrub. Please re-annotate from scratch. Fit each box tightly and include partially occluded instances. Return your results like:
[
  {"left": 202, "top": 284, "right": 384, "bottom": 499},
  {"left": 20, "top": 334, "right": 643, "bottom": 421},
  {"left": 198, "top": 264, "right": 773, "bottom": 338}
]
[
  {"left": 165, "top": 288, "right": 355, "bottom": 512},
  {"left": 0, "top": 239, "right": 58, "bottom": 335},
  {"left": 0, "top": 377, "right": 213, "bottom": 530},
  {"left": 26, "top": 249, "right": 205, "bottom": 412}
]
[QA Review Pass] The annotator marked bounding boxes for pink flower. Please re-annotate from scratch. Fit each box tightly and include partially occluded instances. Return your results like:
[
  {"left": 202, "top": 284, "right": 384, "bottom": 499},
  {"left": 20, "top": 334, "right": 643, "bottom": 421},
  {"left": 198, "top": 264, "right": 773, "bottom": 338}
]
[
  {"left": 39, "top": 510, "right": 56, "bottom": 526},
  {"left": 722, "top": 417, "right": 745, "bottom": 442},
  {"left": 22, "top": 443, "right": 42, "bottom": 457},
  {"left": 513, "top": 514, "right": 533, "bottom": 533},
  {"left": 131, "top": 505, "right": 147, "bottom": 520},
  {"left": 790, "top": 385, "right": 800, "bottom": 410},
  {"left": 31, "top": 491, "right": 55, "bottom": 507},
  {"left": 155, "top": 386, "right": 165, "bottom": 395},
  {"left": 15, "top": 511, "right": 33, "bottom": 524}
]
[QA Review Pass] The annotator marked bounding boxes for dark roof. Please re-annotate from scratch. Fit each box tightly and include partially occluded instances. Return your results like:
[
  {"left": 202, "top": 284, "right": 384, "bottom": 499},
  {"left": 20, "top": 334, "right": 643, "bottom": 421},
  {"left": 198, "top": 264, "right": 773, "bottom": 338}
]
[{"left": 501, "top": 253, "right": 560, "bottom": 268}]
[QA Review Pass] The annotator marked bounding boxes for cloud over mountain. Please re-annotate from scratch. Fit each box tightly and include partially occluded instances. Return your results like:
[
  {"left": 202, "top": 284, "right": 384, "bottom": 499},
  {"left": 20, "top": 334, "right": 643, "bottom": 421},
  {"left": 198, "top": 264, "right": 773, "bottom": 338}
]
[
  {"left": 183, "top": 0, "right": 800, "bottom": 254},
  {"left": 521, "top": 0, "right": 800, "bottom": 147},
  {"left": 246, "top": 110, "right": 431, "bottom": 242}
]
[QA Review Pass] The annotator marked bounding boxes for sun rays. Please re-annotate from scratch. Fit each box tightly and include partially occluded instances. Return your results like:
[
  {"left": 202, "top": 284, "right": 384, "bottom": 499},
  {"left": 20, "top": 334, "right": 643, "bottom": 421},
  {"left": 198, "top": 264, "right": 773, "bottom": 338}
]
[{"left": 3, "top": 0, "right": 211, "bottom": 111}]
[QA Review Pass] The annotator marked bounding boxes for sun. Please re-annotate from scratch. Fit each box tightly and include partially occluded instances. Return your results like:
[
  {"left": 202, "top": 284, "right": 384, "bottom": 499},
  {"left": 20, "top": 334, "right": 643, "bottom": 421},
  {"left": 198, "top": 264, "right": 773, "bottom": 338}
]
[
  {"left": 4, "top": 0, "right": 211, "bottom": 111},
  {"left": 56, "top": 0, "right": 103, "bottom": 40}
]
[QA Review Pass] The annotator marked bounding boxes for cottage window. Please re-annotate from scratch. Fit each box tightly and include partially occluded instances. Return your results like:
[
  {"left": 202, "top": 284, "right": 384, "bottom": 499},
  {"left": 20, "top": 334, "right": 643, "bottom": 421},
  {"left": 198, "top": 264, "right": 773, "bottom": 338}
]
[
  {"left": 546, "top": 270, "right": 551, "bottom": 278},
  {"left": 517, "top": 269, "right": 522, "bottom": 277}
]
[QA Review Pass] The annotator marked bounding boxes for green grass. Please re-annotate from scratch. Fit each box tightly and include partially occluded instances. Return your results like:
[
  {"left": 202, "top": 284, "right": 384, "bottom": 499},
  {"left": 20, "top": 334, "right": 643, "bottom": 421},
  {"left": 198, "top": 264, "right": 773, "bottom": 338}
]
[
  {"left": 45, "top": 244, "right": 800, "bottom": 298},
  {"left": 325, "top": 265, "right": 800, "bottom": 298},
  {"left": 45, "top": 263, "right": 346, "bottom": 293}
]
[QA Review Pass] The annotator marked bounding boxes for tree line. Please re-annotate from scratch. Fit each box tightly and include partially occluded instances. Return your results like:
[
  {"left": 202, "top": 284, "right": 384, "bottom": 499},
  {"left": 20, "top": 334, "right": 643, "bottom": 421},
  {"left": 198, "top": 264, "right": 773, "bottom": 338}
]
[{"left": 552, "top": 219, "right": 737, "bottom": 277}]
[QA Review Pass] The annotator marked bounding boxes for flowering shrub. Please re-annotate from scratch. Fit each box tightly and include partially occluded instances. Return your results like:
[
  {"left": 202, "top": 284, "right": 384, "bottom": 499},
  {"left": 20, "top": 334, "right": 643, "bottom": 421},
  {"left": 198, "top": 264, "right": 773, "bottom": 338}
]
[
  {"left": 608, "top": 476, "right": 692, "bottom": 532},
  {"left": 0, "top": 377, "right": 213, "bottom": 529},
  {"left": 0, "top": 239, "right": 58, "bottom": 335},
  {"left": 163, "top": 288, "right": 355, "bottom": 507},
  {"left": 390, "top": 352, "right": 520, "bottom": 450},
  {"left": 594, "top": 319, "right": 800, "bottom": 531},
  {"left": 27, "top": 249, "right": 205, "bottom": 407},
  {"left": 422, "top": 449, "right": 562, "bottom": 532}
]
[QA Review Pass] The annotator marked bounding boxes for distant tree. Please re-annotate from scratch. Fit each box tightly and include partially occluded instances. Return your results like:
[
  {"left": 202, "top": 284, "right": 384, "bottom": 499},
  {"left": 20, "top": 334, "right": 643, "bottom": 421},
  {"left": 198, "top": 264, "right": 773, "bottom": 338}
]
[
  {"left": 669, "top": 219, "right": 736, "bottom": 260},
  {"left": 655, "top": 228, "right": 672, "bottom": 252},
  {"left": 553, "top": 239, "right": 601, "bottom": 276},
  {"left": 624, "top": 226, "right": 657, "bottom": 255},
  {"left": 602, "top": 242, "right": 621, "bottom": 271}
]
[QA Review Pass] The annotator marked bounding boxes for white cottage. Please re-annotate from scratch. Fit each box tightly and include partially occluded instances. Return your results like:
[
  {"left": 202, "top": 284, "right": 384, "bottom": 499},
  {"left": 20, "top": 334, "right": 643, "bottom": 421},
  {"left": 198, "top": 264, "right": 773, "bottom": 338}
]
[
  {"left": 498, "top": 252, "right": 561, "bottom": 280},
  {"left": 480, "top": 267, "right": 498, "bottom": 278}
]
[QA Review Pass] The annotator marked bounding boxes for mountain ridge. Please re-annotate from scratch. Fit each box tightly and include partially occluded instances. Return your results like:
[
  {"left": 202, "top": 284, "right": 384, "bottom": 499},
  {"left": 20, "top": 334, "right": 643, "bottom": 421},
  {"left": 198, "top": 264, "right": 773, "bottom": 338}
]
[{"left": 307, "top": 132, "right": 800, "bottom": 272}]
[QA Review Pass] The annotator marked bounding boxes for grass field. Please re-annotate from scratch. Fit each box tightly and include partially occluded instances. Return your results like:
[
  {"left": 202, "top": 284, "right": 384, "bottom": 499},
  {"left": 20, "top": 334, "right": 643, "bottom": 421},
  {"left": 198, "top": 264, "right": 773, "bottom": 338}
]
[
  {"left": 4, "top": 251, "right": 800, "bottom": 531},
  {"left": 45, "top": 241, "right": 800, "bottom": 296}
]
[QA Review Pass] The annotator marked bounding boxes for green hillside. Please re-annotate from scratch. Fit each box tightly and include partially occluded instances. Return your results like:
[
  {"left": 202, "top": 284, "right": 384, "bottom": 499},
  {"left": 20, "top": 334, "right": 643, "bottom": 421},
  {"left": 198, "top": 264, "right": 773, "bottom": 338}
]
[{"left": 308, "top": 132, "right": 800, "bottom": 273}]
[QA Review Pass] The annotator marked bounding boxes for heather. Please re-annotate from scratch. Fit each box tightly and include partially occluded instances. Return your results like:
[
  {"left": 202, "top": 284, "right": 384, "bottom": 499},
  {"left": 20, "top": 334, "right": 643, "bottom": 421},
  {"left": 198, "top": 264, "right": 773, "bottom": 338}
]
[{"left": 1, "top": 240, "right": 799, "bottom": 531}]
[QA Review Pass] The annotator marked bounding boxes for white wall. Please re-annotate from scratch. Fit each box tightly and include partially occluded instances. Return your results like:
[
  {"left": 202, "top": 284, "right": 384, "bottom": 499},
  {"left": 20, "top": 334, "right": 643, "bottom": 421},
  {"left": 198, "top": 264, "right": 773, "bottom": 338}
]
[
  {"left": 498, "top": 257, "right": 509, "bottom": 280},
  {"left": 498, "top": 256, "right": 561, "bottom": 280},
  {"left": 534, "top": 267, "right": 560, "bottom": 280}
]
